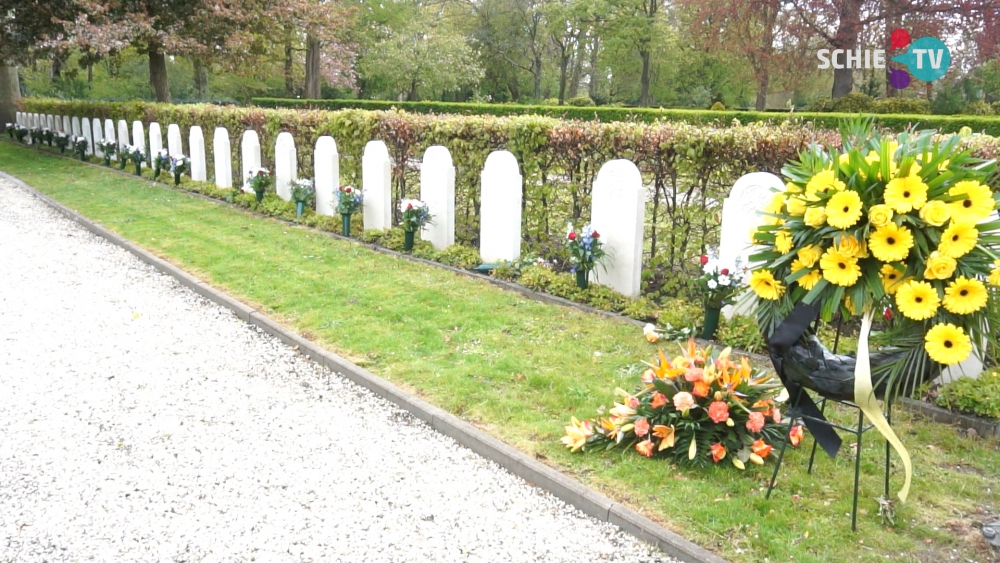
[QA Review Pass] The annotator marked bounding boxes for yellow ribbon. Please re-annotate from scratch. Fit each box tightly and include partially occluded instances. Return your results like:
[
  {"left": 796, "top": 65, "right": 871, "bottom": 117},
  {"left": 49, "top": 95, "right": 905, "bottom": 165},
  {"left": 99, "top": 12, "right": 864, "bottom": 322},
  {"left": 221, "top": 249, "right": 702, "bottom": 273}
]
[{"left": 855, "top": 310, "right": 911, "bottom": 502}]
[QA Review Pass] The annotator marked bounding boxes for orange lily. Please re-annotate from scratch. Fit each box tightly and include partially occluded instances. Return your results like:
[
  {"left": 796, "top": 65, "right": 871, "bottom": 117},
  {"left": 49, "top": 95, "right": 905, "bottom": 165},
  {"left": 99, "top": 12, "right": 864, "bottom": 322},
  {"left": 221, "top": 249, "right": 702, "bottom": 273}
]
[
  {"left": 752, "top": 438, "right": 773, "bottom": 459},
  {"left": 710, "top": 443, "right": 727, "bottom": 463},
  {"left": 652, "top": 424, "right": 676, "bottom": 450}
]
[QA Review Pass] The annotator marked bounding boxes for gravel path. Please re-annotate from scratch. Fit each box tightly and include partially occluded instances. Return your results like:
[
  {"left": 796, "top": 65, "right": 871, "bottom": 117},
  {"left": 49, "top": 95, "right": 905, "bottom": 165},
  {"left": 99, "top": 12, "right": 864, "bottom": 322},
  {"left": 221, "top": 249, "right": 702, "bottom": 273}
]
[{"left": 0, "top": 178, "right": 673, "bottom": 563}]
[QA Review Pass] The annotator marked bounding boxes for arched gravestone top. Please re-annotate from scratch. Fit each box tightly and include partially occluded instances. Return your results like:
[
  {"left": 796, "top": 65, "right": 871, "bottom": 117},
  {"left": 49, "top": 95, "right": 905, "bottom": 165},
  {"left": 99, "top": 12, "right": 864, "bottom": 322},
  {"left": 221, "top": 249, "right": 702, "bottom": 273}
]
[
  {"left": 480, "top": 150, "right": 523, "bottom": 263},
  {"left": 718, "top": 172, "right": 784, "bottom": 270},
  {"left": 314, "top": 136, "right": 339, "bottom": 216},
  {"left": 590, "top": 159, "right": 645, "bottom": 298}
]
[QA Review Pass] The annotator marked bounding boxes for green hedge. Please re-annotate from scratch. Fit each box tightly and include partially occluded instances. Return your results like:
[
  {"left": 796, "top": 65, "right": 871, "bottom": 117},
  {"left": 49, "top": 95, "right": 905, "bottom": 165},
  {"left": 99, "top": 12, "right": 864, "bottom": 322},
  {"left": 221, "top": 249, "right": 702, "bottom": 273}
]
[
  {"left": 250, "top": 97, "right": 1000, "bottom": 136},
  {"left": 21, "top": 98, "right": 1000, "bottom": 300}
]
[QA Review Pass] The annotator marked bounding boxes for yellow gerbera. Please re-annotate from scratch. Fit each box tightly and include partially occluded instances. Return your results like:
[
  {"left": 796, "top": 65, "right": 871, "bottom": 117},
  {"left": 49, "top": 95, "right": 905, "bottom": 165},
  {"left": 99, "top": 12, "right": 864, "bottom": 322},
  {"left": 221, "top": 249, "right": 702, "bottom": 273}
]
[
  {"left": 765, "top": 193, "right": 785, "bottom": 215},
  {"left": 925, "top": 323, "right": 972, "bottom": 365},
  {"left": 825, "top": 190, "right": 863, "bottom": 229},
  {"left": 895, "top": 280, "right": 940, "bottom": 321},
  {"left": 942, "top": 277, "right": 988, "bottom": 315},
  {"left": 803, "top": 206, "right": 827, "bottom": 227},
  {"left": 937, "top": 221, "right": 978, "bottom": 259},
  {"left": 879, "top": 263, "right": 906, "bottom": 295},
  {"left": 819, "top": 248, "right": 861, "bottom": 287},
  {"left": 868, "top": 204, "right": 893, "bottom": 228},
  {"left": 796, "top": 244, "right": 823, "bottom": 268},
  {"left": 924, "top": 251, "right": 957, "bottom": 280},
  {"left": 919, "top": 200, "right": 951, "bottom": 227},
  {"left": 948, "top": 180, "right": 995, "bottom": 224},
  {"left": 884, "top": 173, "right": 928, "bottom": 213},
  {"left": 806, "top": 169, "right": 845, "bottom": 195},
  {"left": 868, "top": 223, "right": 913, "bottom": 263},
  {"left": 750, "top": 269, "right": 784, "bottom": 300},
  {"left": 990, "top": 260, "right": 1000, "bottom": 286},
  {"left": 774, "top": 230, "right": 794, "bottom": 254},
  {"left": 791, "top": 258, "right": 822, "bottom": 290}
]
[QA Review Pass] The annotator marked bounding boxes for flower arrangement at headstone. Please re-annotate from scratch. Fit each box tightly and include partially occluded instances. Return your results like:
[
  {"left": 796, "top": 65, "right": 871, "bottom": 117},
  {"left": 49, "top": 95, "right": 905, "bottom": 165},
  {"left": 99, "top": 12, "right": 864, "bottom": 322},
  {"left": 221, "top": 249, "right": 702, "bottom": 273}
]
[
  {"left": 562, "top": 339, "right": 787, "bottom": 469},
  {"left": 98, "top": 139, "right": 117, "bottom": 166},
  {"left": 129, "top": 145, "right": 145, "bottom": 175},
  {"left": 565, "top": 224, "right": 606, "bottom": 289},
  {"left": 30, "top": 126, "right": 44, "bottom": 145},
  {"left": 247, "top": 168, "right": 272, "bottom": 203},
  {"left": 335, "top": 185, "right": 363, "bottom": 237},
  {"left": 152, "top": 149, "right": 170, "bottom": 180},
  {"left": 4, "top": 122, "right": 13, "bottom": 139},
  {"left": 400, "top": 199, "right": 432, "bottom": 251},
  {"left": 290, "top": 178, "right": 314, "bottom": 218},
  {"left": 43, "top": 128, "right": 53, "bottom": 146},
  {"left": 14, "top": 124, "right": 28, "bottom": 143},
  {"left": 696, "top": 253, "right": 746, "bottom": 340},
  {"left": 54, "top": 132, "right": 69, "bottom": 154},
  {"left": 169, "top": 154, "right": 189, "bottom": 185},
  {"left": 118, "top": 145, "right": 133, "bottom": 170},
  {"left": 73, "top": 136, "right": 88, "bottom": 160},
  {"left": 748, "top": 120, "right": 999, "bottom": 503}
]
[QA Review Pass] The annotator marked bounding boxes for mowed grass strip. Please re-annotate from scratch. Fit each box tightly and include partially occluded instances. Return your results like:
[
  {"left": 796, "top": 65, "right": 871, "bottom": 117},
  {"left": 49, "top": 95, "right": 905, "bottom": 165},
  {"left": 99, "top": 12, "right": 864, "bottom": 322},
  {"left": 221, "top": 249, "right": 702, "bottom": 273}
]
[{"left": 3, "top": 141, "right": 999, "bottom": 563}]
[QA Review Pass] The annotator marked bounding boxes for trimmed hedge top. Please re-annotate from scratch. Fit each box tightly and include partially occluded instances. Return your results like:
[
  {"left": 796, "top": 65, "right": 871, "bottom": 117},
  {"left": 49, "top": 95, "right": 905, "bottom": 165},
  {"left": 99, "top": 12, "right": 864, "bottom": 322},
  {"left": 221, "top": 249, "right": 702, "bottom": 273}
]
[{"left": 250, "top": 97, "right": 1000, "bottom": 137}]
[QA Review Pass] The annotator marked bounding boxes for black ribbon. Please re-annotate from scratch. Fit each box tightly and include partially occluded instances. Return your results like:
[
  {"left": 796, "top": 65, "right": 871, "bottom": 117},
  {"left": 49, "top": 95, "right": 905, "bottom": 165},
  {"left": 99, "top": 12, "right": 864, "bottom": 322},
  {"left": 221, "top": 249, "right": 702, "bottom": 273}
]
[{"left": 766, "top": 302, "right": 843, "bottom": 459}]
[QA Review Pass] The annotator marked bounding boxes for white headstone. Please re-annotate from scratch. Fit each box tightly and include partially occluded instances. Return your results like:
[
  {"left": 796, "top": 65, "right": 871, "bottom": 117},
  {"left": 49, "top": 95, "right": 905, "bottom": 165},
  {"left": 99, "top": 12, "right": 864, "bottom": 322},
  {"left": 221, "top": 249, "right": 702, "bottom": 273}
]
[
  {"left": 14, "top": 111, "right": 20, "bottom": 126},
  {"left": 213, "top": 127, "right": 232, "bottom": 189},
  {"left": 590, "top": 159, "right": 645, "bottom": 298},
  {"left": 314, "top": 136, "right": 339, "bottom": 216},
  {"left": 240, "top": 130, "right": 261, "bottom": 193},
  {"left": 274, "top": 132, "right": 296, "bottom": 202},
  {"left": 419, "top": 146, "right": 456, "bottom": 250},
  {"left": 92, "top": 119, "right": 104, "bottom": 158},
  {"left": 189, "top": 126, "right": 207, "bottom": 181},
  {"left": 103, "top": 119, "right": 116, "bottom": 160},
  {"left": 718, "top": 171, "right": 785, "bottom": 318},
  {"left": 149, "top": 122, "right": 163, "bottom": 159},
  {"left": 480, "top": 151, "right": 523, "bottom": 263},
  {"left": 71, "top": 117, "right": 81, "bottom": 138},
  {"left": 167, "top": 124, "right": 183, "bottom": 157},
  {"left": 46, "top": 115, "right": 54, "bottom": 130},
  {"left": 117, "top": 120, "right": 130, "bottom": 152},
  {"left": 30, "top": 113, "right": 36, "bottom": 128},
  {"left": 362, "top": 141, "right": 392, "bottom": 231},
  {"left": 62, "top": 116, "right": 70, "bottom": 134},
  {"left": 132, "top": 121, "right": 146, "bottom": 166},
  {"left": 81, "top": 118, "right": 94, "bottom": 155}
]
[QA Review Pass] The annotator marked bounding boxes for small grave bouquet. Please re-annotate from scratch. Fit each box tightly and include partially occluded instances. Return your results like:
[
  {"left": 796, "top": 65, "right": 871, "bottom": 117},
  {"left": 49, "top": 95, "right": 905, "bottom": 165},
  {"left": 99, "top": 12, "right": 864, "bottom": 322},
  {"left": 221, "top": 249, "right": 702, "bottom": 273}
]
[
  {"left": 5, "top": 123, "right": 13, "bottom": 139},
  {"left": 153, "top": 149, "right": 170, "bottom": 179},
  {"left": 696, "top": 252, "right": 747, "bottom": 339},
  {"left": 30, "top": 127, "right": 43, "bottom": 144},
  {"left": 565, "top": 223, "right": 606, "bottom": 289},
  {"left": 169, "top": 154, "right": 189, "bottom": 185},
  {"left": 400, "top": 199, "right": 432, "bottom": 251},
  {"left": 54, "top": 132, "right": 70, "bottom": 153},
  {"left": 290, "top": 178, "right": 314, "bottom": 218},
  {"left": 129, "top": 145, "right": 145, "bottom": 175},
  {"left": 118, "top": 145, "right": 133, "bottom": 169},
  {"left": 43, "top": 128, "right": 53, "bottom": 146},
  {"left": 563, "top": 340, "right": 786, "bottom": 469},
  {"left": 336, "top": 185, "right": 363, "bottom": 236},
  {"left": 99, "top": 139, "right": 117, "bottom": 166},
  {"left": 15, "top": 124, "right": 28, "bottom": 143},
  {"left": 246, "top": 168, "right": 272, "bottom": 203},
  {"left": 73, "top": 136, "right": 88, "bottom": 160}
]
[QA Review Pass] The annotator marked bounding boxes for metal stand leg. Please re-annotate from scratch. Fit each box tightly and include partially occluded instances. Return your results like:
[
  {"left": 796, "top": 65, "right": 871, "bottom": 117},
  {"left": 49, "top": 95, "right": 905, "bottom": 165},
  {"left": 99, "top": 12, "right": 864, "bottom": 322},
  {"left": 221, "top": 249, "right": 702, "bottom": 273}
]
[
  {"left": 852, "top": 408, "right": 864, "bottom": 532},
  {"left": 807, "top": 398, "right": 827, "bottom": 474},
  {"left": 767, "top": 388, "right": 803, "bottom": 500}
]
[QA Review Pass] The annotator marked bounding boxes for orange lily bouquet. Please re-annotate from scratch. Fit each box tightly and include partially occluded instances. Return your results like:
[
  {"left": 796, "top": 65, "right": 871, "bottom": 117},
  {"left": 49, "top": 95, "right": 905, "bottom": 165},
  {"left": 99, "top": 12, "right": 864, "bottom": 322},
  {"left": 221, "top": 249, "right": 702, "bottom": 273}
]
[{"left": 563, "top": 340, "right": 788, "bottom": 469}]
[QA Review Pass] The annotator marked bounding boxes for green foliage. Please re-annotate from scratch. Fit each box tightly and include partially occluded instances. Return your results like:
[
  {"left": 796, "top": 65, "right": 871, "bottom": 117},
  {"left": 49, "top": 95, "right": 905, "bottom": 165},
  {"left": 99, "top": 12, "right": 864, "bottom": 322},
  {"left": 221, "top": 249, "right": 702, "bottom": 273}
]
[
  {"left": 933, "top": 370, "right": 1000, "bottom": 420},
  {"left": 566, "top": 96, "right": 596, "bottom": 107},
  {"left": 871, "top": 98, "right": 931, "bottom": 115},
  {"left": 517, "top": 265, "right": 658, "bottom": 321},
  {"left": 963, "top": 100, "right": 994, "bottom": 116},
  {"left": 709, "top": 101, "right": 726, "bottom": 111},
  {"left": 716, "top": 314, "right": 765, "bottom": 354}
]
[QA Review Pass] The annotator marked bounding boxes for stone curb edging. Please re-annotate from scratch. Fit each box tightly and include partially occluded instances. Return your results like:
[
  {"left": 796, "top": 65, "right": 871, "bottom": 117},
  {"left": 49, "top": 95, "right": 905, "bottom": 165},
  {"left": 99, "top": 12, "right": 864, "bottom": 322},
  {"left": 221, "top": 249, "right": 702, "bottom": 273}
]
[
  {"left": 899, "top": 397, "right": 999, "bottom": 438},
  {"left": 1, "top": 170, "right": 730, "bottom": 563}
]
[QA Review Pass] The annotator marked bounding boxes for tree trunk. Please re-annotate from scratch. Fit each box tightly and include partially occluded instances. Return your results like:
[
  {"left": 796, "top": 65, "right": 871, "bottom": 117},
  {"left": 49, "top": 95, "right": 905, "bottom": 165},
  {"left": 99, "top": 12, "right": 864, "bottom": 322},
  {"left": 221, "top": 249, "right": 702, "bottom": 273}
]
[
  {"left": 830, "top": 0, "right": 864, "bottom": 98},
  {"left": 532, "top": 56, "right": 542, "bottom": 100},
  {"left": 557, "top": 51, "right": 570, "bottom": 104},
  {"left": 755, "top": 71, "right": 770, "bottom": 110},
  {"left": 587, "top": 35, "right": 601, "bottom": 100},
  {"left": 639, "top": 49, "right": 651, "bottom": 107},
  {"left": 87, "top": 64, "right": 93, "bottom": 83},
  {"left": 148, "top": 46, "right": 171, "bottom": 102},
  {"left": 52, "top": 55, "right": 63, "bottom": 80},
  {"left": 284, "top": 40, "right": 294, "bottom": 97},
  {"left": 193, "top": 59, "right": 209, "bottom": 100},
  {"left": 304, "top": 34, "right": 322, "bottom": 99},
  {"left": 407, "top": 79, "right": 419, "bottom": 101},
  {"left": 884, "top": 0, "right": 900, "bottom": 97},
  {"left": 0, "top": 62, "right": 21, "bottom": 126},
  {"left": 568, "top": 41, "right": 582, "bottom": 99}
]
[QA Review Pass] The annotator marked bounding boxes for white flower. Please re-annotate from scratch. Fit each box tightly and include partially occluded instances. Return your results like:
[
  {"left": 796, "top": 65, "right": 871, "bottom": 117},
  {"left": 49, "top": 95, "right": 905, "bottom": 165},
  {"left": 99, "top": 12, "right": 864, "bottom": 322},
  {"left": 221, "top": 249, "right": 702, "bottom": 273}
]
[
  {"left": 707, "top": 279, "right": 718, "bottom": 290},
  {"left": 718, "top": 275, "right": 731, "bottom": 286}
]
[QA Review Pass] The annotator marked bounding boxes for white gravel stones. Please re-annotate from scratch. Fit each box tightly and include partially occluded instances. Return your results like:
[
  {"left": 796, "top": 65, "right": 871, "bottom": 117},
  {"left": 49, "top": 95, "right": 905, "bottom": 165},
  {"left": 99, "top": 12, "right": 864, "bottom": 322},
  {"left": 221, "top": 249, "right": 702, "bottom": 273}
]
[{"left": 0, "top": 178, "right": 673, "bottom": 563}]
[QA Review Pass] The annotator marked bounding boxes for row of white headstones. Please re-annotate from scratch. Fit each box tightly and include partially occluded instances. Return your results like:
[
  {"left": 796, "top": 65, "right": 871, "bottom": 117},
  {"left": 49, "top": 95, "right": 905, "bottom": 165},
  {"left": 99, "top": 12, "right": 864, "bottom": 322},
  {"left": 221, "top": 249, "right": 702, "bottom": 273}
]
[{"left": 13, "top": 111, "right": 981, "bottom": 379}]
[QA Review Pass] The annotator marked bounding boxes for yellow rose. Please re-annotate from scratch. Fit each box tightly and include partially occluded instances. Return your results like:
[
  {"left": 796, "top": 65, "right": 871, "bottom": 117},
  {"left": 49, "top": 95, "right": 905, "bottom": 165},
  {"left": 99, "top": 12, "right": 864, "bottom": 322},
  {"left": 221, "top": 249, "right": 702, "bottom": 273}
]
[
  {"left": 765, "top": 193, "right": 785, "bottom": 215},
  {"left": 924, "top": 251, "right": 957, "bottom": 280},
  {"left": 835, "top": 234, "right": 867, "bottom": 258},
  {"left": 786, "top": 196, "right": 807, "bottom": 216},
  {"left": 785, "top": 181, "right": 802, "bottom": 194},
  {"left": 868, "top": 204, "right": 893, "bottom": 228},
  {"left": 990, "top": 262, "right": 1000, "bottom": 286},
  {"left": 919, "top": 200, "right": 950, "bottom": 227},
  {"left": 804, "top": 206, "right": 827, "bottom": 227},
  {"left": 796, "top": 244, "right": 823, "bottom": 268}
]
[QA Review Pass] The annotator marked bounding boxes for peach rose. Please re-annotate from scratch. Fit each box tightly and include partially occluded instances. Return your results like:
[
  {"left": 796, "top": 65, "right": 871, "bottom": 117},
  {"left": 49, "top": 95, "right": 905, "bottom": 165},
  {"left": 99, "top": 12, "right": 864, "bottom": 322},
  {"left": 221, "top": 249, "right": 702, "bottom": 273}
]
[{"left": 673, "top": 392, "right": 695, "bottom": 411}]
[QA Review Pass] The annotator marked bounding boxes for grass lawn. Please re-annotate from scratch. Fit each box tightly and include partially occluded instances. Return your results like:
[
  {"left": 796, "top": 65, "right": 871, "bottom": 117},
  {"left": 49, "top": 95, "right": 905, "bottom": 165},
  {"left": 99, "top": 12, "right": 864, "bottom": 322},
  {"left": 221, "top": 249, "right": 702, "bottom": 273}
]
[{"left": 3, "top": 141, "right": 998, "bottom": 563}]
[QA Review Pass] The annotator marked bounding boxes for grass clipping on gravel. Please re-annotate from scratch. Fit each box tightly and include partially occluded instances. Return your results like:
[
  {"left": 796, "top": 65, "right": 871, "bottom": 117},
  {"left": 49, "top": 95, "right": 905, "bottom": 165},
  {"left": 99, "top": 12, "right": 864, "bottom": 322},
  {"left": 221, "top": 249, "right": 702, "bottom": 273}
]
[{"left": 4, "top": 141, "right": 999, "bottom": 563}]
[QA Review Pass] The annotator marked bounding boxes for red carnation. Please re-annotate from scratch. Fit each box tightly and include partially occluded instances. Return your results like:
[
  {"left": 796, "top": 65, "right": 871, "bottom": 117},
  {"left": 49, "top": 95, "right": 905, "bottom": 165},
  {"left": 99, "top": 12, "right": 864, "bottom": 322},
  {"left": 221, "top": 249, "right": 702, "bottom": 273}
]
[
  {"left": 884, "top": 307, "right": 893, "bottom": 320},
  {"left": 407, "top": 203, "right": 413, "bottom": 210},
  {"left": 568, "top": 231, "right": 577, "bottom": 241},
  {"left": 700, "top": 255, "right": 709, "bottom": 265},
  {"left": 345, "top": 187, "right": 352, "bottom": 193},
  {"left": 592, "top": 231, "right": 600, "bottom": 238},
  {"left": 720, "top": 268, "right": 729, "bottom": 275}
]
